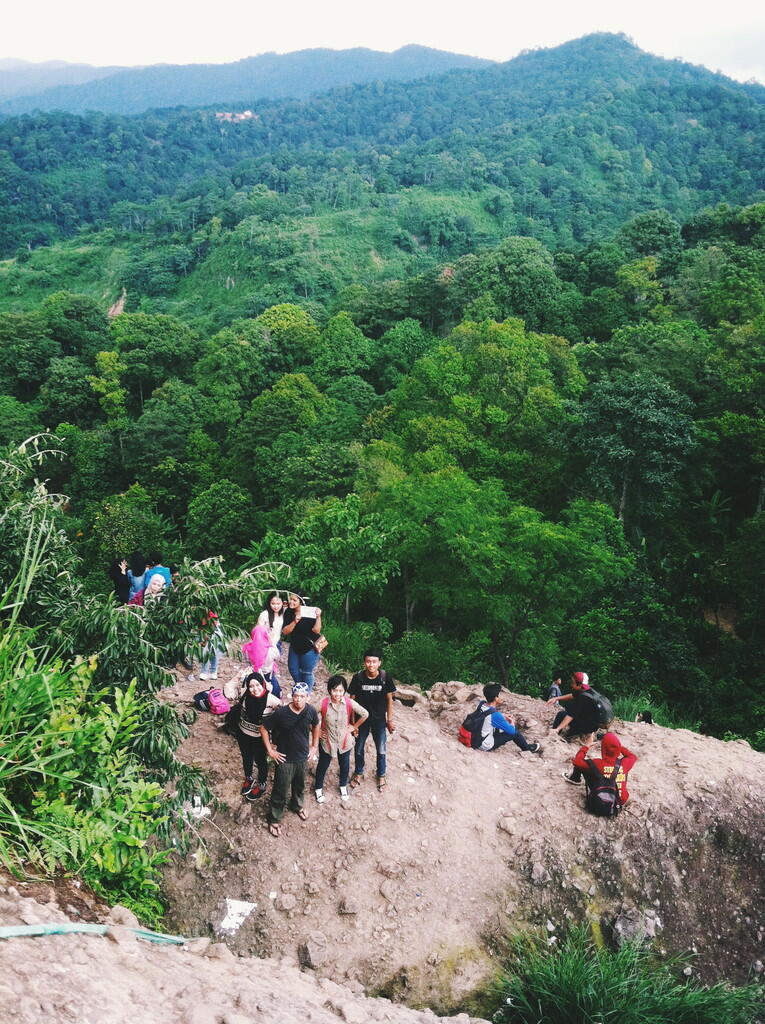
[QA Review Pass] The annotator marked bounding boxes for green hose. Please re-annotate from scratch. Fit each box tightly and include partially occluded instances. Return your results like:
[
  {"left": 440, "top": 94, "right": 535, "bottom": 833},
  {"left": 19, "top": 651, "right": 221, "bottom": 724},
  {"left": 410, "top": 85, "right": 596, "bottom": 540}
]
[{"left": 0, "top": 922, "right": 188, "bottom": 944}]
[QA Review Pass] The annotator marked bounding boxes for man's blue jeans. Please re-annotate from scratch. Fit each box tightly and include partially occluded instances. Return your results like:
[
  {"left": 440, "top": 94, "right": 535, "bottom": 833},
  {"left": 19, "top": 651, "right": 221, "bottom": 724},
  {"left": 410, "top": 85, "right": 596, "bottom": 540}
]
[
  {"left": 354, "top": 716, "right": 388, "bottom": 778},
  {"left": 287, "top": 645, "right": 319, "bottom": 692}
]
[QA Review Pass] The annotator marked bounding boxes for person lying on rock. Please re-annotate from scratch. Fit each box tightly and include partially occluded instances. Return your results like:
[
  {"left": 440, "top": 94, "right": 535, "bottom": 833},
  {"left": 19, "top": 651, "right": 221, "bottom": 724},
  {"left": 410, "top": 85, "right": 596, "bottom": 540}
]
[
  {"left": 261, "top": 682, "right": 319, "bottom": 837},
  {"left": 473, "top": 684, "right": 541, "bottom": 753},
  {"left": 563, "top": 730, "right": 637, "bottom": 806},
  {"left": 547, "top": 671, "right": 601, "bottom": 741}
]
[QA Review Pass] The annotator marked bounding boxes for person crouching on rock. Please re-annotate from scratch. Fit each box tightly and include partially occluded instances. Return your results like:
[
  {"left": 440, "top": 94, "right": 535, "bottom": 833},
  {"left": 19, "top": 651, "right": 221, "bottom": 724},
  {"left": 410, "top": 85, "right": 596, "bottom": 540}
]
[
  {"left": 564, "top": 730, "right": 637, "bottom": 803},
  {"left": 237, "top": 671, "right": 281, "bottom": 803},
  {"left": 477, "top": 684, "right": 541, "bottom": 753},
  {"left": 547, "top": 671, "right": 600, "bottom": 741},
  {"left": 261, "top": 682, "right": 319, "bottom": 837}
]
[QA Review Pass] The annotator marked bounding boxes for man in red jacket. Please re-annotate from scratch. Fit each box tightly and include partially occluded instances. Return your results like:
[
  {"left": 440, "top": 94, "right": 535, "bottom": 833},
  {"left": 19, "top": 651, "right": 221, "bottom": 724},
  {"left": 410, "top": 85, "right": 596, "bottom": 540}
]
[{"left": 565, "top": 731, "right": 637, "bottom": 805}]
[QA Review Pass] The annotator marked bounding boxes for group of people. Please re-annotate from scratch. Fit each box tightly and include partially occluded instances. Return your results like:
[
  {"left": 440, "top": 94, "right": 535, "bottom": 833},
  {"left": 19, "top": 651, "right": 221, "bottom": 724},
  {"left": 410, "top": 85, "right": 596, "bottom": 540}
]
[
  {"left": 228, "top": 590, "right": 636, "bottom": 834},
  {"left": 108, "top": 552, "right": 174, "bottom": 606},
  {"left": 232, "top": 596, "right": 395, "bottom": 837}
]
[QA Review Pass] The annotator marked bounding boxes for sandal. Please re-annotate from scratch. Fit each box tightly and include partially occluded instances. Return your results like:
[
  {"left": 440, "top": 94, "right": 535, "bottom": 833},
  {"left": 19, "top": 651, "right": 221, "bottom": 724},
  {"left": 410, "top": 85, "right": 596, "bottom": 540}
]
[
  {"left": 350, "top": 774, "right": 363, "bottom": 789},
  {"left": 376, "top": 776, "right": 387, "bottom": 791},
  {"left": 296, "top": 808, "right": 308, "bottom": 821},
  {"left": 268, "top": 822, "right": 281, "bottom": 838}
]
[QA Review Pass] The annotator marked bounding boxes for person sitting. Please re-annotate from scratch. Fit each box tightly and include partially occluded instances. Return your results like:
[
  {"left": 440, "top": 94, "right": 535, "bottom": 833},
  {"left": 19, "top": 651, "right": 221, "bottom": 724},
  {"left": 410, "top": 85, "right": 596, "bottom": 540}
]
[
  {"left": 564, "top": 731, "right": 637, "bottom": 806},
  {"left": 547, "top": 671, "right": 601, "bottom": 740},
  {"left": 474, "top": 684, "right": 541, "bottom": 753}
]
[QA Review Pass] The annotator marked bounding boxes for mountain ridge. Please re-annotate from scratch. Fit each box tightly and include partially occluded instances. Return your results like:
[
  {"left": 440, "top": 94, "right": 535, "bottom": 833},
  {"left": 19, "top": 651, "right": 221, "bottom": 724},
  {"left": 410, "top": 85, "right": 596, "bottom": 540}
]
[{"left": 0, "top": 43, "right": 492, "bottom": 116}]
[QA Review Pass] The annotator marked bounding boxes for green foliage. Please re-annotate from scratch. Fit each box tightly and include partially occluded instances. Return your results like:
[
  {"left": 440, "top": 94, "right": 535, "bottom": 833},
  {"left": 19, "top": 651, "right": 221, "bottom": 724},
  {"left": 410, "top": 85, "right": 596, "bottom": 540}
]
[
  {"left": 493, "top": 927, "right": 763, "bottom": 1024},
  {"left": 90, "top": 484, "right": 170, "bottom": 564}
]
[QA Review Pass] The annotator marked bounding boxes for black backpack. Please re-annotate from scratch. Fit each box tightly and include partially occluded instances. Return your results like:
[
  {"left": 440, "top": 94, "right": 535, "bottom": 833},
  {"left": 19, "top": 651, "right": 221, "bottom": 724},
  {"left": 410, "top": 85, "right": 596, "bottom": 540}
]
[
  {"left": 585, "top": 756, "right": 624, "bottom": 817},
  {"left": 581, "top": 689, "right": 614, "bottom": 726},
  {"left": 458, "top": 701, "right": 495, "bottom": 749}
]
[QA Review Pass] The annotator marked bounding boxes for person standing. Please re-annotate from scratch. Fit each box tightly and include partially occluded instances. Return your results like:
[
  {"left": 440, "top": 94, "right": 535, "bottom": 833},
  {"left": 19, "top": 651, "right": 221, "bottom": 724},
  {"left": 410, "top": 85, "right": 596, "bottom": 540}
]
[
  {"left": 282, "top": 591, "right": 323, "bottom": 693},
  {"left": 144, "top": 553, "right": 172, "bottom": 590},
  {"left": 237, "top": 671, "right": 281, "bottom": 802},
  {"left": 348, "top": 649, "right": 396, "bottom": 791},
  {"left": 261, "top": 682, "right": 319, "bottom": 837},
  {"left": 314, "top": 675, "right": 368, "bottom": 803}
]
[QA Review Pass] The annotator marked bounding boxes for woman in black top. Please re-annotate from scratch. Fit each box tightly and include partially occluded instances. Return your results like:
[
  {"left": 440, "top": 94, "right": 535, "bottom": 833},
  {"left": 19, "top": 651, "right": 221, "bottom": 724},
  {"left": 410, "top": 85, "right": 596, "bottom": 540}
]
[
  {"left": 108, "top": 557, "right": 130, "bottom": 604},
  {"left": 282, "top": 590, "right": 323, "bottom": 694}
]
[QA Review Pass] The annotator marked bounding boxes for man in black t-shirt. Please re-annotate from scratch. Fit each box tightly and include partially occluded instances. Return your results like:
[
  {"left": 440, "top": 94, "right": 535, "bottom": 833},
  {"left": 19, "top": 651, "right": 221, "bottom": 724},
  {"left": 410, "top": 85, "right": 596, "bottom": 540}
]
[
  {"left": 261, "top": 682, "right": 319, "bottom": 836},
  {"left": 348, "top": 648, "right": 396, "bottom": 791}
]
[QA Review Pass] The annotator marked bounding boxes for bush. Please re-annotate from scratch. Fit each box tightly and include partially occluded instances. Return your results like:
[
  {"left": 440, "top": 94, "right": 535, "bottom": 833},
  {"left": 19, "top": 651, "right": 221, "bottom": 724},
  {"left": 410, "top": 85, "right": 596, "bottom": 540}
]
[
  {"left": 385, "top": 630, "right": 466, "bottom": 690},
  {"left": 493, "top": 927, "right": 764, "bottom": 1024}
]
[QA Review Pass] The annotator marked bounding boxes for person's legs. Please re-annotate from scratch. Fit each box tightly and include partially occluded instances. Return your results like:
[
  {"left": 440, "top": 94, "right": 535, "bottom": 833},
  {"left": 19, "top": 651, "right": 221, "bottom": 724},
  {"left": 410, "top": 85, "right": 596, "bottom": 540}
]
[
  {"left": 371, "top": 716, "right": 388, "bottom": 778},
  {"left": 511, "top": 730, "right": 533, "bottom": 752},
  {"left": 269, "top": 762, "right": 292, "bottom": 823},
  {"left": 298, "top": 648, "right": 320, "bottom": 692},
  {"left": 270, "top": 670, "right": 281, "bottom": 698},
  {"left": 492, "top": 730, "right": 514, "bottom": 749},
  {"left": 287, "top": 645, "right": 301, "bottom": 686},
  {"left": 236, "top": 731, "right": 256, "bottom": 779},
  {"left": 288, "top": 761, "right": 307, "bottom": 813},
  {"left": 314, "top": 748, "right": 331, "bottom": 791},
  {"left": 337, "top": 749, "right": 351, "bottom": 788},
  {"left": 252, "top": 736, "right": 269, "bottom": 786},
  {"left": 552, "top": 709, "right": 567, "bottom": 729},
  {"left": 354, "top": 718, "right": 372, "bottom": 777}
]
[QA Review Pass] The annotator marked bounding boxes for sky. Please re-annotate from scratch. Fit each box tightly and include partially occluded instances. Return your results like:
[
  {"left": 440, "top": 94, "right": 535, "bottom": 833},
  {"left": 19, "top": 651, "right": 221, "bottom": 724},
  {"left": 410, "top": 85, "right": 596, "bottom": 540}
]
[{"left": 4, "top": 0, "right": 765, "bottom": 84}]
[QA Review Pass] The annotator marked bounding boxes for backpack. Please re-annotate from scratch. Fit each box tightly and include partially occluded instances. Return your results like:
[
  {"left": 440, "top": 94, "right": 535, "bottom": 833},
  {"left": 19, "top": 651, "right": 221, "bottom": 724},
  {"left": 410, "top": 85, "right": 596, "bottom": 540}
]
[
  {"left": 581, "top": 689, "right": 614, "bottom": 726},
  {"left": 585, "top": 757, "right": 624, "bottom": 818},
  {"left": 207, "top": 688, "right": 231, "bottom": 715},
  {"left": 458, "top": 701, "right": 495, "bottom": 749},
  {"left": 320, "top": 695, "right": 353, "bottom": 726}
]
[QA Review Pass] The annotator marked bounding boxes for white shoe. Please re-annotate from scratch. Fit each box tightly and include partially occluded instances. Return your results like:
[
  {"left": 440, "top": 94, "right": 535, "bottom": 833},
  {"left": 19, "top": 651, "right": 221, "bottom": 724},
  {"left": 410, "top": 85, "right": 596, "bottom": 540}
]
[
  {"left": 340, "top": 786, "right": 350, "bottom": 801},
  {"left": 315, "top": 789, "right": 325, "bottom": 803},
  {"left": 199, "top": 672, "right": 210, "bottom": 681},
  {"left": 209, "top": 673, "right": 218, "bottom": 680}
]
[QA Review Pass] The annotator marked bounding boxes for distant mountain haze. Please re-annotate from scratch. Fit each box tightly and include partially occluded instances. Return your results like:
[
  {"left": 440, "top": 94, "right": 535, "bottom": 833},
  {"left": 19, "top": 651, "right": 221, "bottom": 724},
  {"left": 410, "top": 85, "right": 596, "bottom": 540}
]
[
  {"left": 0, "top": 45, "right": 492, "bottom": 115},
  {"left": 0, "top": 59, "right": 129, "bottom": 101}
]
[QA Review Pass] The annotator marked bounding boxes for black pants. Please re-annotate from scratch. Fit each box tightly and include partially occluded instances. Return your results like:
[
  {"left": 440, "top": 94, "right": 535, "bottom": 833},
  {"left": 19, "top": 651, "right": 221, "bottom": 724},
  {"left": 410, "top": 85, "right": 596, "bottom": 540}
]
[{"left": 236, "top": 731, "right": 269, "bottom": 785}]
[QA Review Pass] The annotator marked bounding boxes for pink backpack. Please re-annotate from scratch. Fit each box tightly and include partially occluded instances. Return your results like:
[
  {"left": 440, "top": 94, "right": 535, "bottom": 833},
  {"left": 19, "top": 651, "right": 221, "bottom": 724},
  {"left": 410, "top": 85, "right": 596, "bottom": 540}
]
[{"left": 207, "top": 688, "right": 231, "bottom": 715}]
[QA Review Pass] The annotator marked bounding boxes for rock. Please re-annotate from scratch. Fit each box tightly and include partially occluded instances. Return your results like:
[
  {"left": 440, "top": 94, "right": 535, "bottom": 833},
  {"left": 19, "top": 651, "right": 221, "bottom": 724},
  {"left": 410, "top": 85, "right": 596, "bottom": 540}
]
[
  {"left": 752, "top": 959, "right": 764, "bottom": 974},
  {"left": 18, "top": 904, "right": 41, "bottom": 925},
  {"left": 180, "top": 1008, "right": 219, "bottom": 1024},
  {"left": 300, "top": 930, "right": 328, "bottom": 969},
  {"left": 338, "top": 896, "right": 359, "bottom": 915},
  {"left": 235, "top": 802, "right": 252, "bottom": 822},
  {"left": 275, "top": 893, "right": 297, "bottom": 912},
  {"left": 203, "top": 942, "right": 235, "bottom": 962},
  {"left": 106, "top": 904, "right": 140, "bottom": 929},
  {"left": 377, "top": 863, "right": 403, "bottom": 879},
  {"left": 185, "top": 937, "right": 212, "bottom": 955},
  {"left": 105, "top": 925, "right": 139, "bottom": 950},
  {"left": 613, "top": 907, "right": 661, "bottom": 945},
  {"left": 222, "top": 1015, "right": 252, "bottom": 1024},
  {"left": 387, "top": 809, "right": 401, "bottom": 821},
  {"left": 379, "top": 880, "right": 398, "bottom": 904},
  {"left": 497, "top": 816, "right": 516, "bottom": 835},
  {"left": 531, "top": 863, "right": 550, "bottom": 886}
]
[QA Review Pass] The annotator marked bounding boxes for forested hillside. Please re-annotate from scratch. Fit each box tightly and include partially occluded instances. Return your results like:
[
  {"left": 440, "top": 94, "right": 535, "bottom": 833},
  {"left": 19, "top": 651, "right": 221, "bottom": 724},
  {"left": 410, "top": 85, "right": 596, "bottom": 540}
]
[
  {"left": 0, "top": 31, "right": 763, "bottom": 750},
  {"left": 2, "top": 32, "right": 765, "bottom": 269},
  {"left": 0, "top": 45, "right": 491, "bottom": 117}
]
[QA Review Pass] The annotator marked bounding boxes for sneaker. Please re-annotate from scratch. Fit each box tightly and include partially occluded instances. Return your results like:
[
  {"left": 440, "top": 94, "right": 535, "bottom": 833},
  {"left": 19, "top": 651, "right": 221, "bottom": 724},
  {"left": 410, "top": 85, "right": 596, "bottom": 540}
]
[
  {"left": 199, "top": 672, "right": 210, "bottom": 681},
  {"left": 241, "top": 776, "right": 253, "bottom": 795},
  {"left": 527, "top": 742, "right": 541, "bottom": 754},
  {"left": 245, "top": 783, "right": 265, "bottom": 802},
  {"left": 562, "top": 771, "right": 583, "bottom": 785},
  {"left": 314, "top": 789, "right": 325, "bottom": 804},
  {"left": 339, "top": 786, "right": 350, "bottom": 801}
]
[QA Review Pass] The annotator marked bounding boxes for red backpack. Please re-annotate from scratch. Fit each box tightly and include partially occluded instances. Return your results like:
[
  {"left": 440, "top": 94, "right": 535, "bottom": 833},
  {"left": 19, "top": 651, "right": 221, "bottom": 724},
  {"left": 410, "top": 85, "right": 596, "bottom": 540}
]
[{"left": 320, "top": 695, "right": 353, "bottom": 736}]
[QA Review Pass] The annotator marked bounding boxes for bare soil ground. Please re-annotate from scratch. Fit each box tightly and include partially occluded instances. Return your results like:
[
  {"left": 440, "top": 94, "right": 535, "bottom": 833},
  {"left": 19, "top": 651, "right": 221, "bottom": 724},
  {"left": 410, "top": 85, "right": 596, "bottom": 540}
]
[{"left": 157, "top": 650, "right": 765, "bottom": 1009}]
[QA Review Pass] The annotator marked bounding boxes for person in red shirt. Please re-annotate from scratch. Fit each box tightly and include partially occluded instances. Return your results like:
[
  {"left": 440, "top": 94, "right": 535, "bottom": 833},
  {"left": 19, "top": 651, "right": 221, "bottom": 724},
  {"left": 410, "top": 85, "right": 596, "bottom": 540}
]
[{"left": 567, "top": 731, "right": 637, "bottom": 805}]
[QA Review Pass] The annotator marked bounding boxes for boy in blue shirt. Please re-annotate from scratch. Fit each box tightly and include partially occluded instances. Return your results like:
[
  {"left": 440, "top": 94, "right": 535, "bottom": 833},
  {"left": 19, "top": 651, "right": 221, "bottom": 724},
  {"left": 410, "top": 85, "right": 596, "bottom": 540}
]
[{"left": 476, "top": 684, "right": 541, "bottom": 753}]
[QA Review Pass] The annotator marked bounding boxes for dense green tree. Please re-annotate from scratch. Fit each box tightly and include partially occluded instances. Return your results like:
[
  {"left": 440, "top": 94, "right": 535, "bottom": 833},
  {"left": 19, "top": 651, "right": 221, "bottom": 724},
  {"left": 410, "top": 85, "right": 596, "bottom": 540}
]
[
  {"left": 111, "top": 313, "right": 201, "bottom": 410},
  {"left": 185, "top": 480, "right": 254, "bottom": 562},
  {"left": 574, "top": 372, "right": 697, "bottom": 523},
  {"left": 0, "top": 312, "right": 60, "bottom": 400}
]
